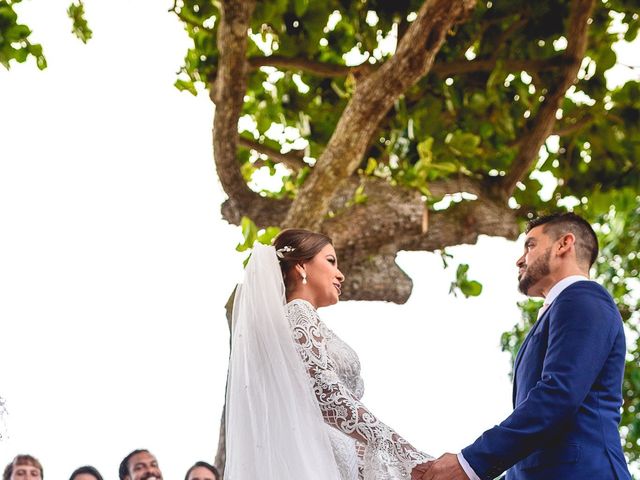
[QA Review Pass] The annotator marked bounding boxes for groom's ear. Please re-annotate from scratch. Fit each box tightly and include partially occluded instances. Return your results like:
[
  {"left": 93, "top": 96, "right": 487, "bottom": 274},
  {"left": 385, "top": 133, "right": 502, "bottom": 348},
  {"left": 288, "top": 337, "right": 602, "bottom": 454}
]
[{"left": 556, "top": 232, "right": 576, "bottom": 257}]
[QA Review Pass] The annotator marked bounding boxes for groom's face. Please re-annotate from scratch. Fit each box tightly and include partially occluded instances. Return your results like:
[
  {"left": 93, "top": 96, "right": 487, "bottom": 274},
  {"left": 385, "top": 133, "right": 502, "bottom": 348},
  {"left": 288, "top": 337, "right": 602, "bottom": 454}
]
[{"left": 517, "top": 226, "right": 552, "bottom": 296}]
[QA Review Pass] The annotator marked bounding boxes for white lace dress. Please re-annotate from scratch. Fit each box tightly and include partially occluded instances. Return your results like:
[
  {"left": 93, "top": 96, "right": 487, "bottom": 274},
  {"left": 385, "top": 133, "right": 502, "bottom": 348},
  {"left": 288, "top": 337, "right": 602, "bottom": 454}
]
[{"left": 286, "top": 299, "right": 432, "bottom": 480}]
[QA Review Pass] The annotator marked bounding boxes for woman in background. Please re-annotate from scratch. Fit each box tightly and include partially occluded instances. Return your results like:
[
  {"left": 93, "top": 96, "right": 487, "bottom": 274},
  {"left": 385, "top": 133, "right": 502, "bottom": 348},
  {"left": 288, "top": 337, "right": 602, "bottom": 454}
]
[{"left": 68, "top": 466, "right": 104, "bottom": 480}]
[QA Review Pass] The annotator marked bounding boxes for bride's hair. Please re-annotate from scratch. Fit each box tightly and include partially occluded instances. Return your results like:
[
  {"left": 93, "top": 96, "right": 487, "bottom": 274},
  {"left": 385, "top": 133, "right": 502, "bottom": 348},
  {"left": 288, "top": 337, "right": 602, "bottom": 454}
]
[{"left": 273, "top": 228, "right": 333, "bottom": 288}]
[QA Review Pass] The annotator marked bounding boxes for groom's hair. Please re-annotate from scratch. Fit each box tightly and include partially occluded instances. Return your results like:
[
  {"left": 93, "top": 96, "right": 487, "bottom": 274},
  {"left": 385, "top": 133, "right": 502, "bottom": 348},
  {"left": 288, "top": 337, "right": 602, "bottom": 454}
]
[{"left": 526, "top": 213, "right": 599, "bottom": 267}]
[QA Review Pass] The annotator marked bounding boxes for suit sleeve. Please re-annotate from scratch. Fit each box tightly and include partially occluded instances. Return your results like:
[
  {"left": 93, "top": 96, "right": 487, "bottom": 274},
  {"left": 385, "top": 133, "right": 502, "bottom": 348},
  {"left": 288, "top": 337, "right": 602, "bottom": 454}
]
[{"left": 461, "top": 284, "right": 620, "bottom": 479}]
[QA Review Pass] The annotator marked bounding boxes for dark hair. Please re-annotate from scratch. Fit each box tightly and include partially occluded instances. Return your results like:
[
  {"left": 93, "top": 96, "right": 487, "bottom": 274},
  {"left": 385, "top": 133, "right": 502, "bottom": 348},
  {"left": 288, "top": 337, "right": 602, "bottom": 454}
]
[
  {"left": 526, "top": 212, "right": 599, "bottom": 267},
  {"left": 184, "top": 461, "right": 220, "bottom": 480},
  {"left": 3, "top": 455, "right": 44, "bottom": 480},
  {"left": 273, "top": 228, "right": 333, "bottom": 290},
  {"left": 69, "top": 466, "right": 104, "bottom": 480},
  {"left": 118, "top": 450, "right": 149, "bottom": 480}
]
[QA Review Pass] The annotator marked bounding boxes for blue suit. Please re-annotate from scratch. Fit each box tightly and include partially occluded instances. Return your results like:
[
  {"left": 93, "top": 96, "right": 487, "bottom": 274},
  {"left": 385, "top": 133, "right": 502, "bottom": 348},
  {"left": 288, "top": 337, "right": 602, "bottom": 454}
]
[{"left": 462, "top": 281, "right": 631, "bottom": 479}]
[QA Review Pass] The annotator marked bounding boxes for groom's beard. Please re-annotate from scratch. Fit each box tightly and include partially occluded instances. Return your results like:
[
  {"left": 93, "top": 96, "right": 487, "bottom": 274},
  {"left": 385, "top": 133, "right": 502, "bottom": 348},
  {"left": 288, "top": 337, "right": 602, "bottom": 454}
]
[{"left": 518, "top": 247, "right": 551, "bottom": 295}]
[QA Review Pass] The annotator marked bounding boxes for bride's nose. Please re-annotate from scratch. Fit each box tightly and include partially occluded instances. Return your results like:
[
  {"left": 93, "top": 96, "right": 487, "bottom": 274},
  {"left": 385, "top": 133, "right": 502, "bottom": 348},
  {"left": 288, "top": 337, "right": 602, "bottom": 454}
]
[{"left": 336, "top": 269, "right": 345, "bottom": 282}]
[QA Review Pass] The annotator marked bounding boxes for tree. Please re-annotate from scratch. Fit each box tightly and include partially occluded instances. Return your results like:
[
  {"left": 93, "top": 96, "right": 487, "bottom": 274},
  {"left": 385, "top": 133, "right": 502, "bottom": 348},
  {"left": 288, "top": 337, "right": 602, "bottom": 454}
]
[
  {"left": 169, "top": 1, "right": 638, "bottom": 468},
  {"left": 3, "top": 0, "right": 639, "bottom": 473}
]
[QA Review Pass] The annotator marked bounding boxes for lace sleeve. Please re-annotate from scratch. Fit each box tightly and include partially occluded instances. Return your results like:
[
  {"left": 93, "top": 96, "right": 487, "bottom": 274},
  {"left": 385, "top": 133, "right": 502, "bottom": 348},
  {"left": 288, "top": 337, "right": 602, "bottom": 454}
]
[{"left": 288, "top": 301, "right": 432, "bottom": 479}]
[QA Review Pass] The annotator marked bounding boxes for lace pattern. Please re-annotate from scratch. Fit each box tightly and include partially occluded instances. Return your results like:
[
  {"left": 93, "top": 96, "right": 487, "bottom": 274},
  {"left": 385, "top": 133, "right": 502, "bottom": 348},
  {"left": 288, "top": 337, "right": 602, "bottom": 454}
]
[{"left": 286, "top": 299, "right": 432, "bottom": 480}]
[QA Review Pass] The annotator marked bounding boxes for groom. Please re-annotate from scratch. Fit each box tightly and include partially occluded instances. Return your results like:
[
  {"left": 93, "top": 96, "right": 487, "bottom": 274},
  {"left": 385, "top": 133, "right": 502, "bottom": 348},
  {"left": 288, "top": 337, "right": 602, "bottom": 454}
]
[{"left": 415, "top": 213, "right": 631, "bottom": 480}]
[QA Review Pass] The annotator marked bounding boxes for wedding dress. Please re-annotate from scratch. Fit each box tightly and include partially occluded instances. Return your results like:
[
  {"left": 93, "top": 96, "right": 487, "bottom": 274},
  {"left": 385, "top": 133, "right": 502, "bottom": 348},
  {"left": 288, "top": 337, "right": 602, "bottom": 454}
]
[
  {"left": 224, "top": 243, "right": 431, "bottom": 480},
  {"left": 286, "top": 299, "right": 431, "bottom": 480}
]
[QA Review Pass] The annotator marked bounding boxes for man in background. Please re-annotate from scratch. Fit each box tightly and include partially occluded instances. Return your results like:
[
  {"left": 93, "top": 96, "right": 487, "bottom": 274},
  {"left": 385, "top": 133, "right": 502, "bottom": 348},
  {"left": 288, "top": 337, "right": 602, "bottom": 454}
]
[{"left": 118, "top": 449, "right": 162, "bottom": 480}]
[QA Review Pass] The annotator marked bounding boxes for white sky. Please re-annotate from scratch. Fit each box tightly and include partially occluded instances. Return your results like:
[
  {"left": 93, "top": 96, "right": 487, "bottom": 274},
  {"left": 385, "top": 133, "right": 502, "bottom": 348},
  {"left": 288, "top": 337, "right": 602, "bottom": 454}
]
[{"left": 0, "top": 1, "right": 636, "bottom": 479}]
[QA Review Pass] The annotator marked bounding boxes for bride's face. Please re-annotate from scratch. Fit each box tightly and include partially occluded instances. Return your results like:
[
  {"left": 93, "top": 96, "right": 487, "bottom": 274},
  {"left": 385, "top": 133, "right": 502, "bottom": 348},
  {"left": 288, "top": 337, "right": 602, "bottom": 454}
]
[{"left": 300, "top": 243, "right": 345, "bottom": 307}]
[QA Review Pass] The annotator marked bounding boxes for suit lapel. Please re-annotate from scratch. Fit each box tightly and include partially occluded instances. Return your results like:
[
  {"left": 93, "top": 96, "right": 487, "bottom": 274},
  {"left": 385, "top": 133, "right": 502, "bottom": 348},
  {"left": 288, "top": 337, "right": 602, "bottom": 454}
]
[{"left": 512, "top": 309, "right": 549, "bottom": 405}]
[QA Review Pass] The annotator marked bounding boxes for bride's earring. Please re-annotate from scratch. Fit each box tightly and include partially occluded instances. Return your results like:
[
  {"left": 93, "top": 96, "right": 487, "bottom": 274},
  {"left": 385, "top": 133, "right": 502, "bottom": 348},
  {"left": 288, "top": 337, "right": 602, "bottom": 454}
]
[{"left": 301, "top": 273, "right": 307, "bottom": 285}]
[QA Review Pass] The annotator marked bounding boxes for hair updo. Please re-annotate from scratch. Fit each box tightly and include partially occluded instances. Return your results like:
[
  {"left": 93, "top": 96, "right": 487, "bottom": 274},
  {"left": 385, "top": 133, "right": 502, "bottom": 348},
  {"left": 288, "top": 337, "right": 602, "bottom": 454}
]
[{"left": 273, "top": 229, "right": 333, "bottom": 290}]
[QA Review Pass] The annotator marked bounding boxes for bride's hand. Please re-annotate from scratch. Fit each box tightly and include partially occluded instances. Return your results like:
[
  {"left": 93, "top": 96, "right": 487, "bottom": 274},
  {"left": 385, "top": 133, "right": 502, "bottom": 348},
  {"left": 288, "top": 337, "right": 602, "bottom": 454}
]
[{"left": 411, "top": 461, "right": 433, "bottom": 480}]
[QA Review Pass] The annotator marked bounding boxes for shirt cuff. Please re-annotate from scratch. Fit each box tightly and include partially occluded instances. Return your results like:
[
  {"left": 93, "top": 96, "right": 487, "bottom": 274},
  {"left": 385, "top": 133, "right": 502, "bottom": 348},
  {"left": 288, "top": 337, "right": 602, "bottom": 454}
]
[{"left": 457, "top": 452, "right": 481, "bottom": 480}]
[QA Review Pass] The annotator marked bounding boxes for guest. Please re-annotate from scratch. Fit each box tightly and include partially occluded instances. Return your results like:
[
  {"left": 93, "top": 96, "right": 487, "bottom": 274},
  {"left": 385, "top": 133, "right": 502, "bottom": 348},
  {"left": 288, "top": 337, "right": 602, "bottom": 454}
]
[
  {"left": 3, "top": 454, "right": 43, "bottom": 480},
  {"left": 184, "top": 461, "right": 219, "bottom": 480},
  {"left": 118, "top": 449, "right": 162, "bottom": 480},
  {"left": 69, "top": 466, "right": 104, "bottom": 480}
]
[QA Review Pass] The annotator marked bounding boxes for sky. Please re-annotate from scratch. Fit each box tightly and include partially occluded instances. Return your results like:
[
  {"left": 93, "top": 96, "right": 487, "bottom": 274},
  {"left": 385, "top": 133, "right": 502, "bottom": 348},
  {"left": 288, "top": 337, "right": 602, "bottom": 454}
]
[{"left": 0, "top": 1, "right": 637, "bottom": 479}]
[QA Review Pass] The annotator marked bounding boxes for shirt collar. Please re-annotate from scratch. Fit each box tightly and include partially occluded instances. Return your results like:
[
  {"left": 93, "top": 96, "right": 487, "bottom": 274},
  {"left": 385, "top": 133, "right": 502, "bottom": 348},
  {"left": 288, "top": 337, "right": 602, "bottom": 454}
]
[{"left": 544, "top": 274, "right": 590, "bottom": 306}]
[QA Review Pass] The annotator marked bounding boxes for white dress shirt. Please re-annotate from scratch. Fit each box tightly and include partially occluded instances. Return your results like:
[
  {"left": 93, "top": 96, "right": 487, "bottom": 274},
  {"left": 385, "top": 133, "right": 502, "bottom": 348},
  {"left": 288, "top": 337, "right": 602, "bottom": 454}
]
[{"left": 457, "top": 274, "right": 590, "bottom": 480}]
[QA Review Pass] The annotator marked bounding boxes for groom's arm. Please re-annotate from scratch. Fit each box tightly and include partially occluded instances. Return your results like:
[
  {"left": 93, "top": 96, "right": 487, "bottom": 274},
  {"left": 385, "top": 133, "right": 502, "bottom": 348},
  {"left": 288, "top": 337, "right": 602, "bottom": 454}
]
[{"left": 461, "top": 285, "right": 620, "bottom": 480}]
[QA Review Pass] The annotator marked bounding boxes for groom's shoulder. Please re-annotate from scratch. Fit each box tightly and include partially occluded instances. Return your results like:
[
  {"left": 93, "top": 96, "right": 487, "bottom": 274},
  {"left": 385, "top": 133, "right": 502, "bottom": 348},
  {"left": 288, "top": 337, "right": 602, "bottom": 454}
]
[
  {"left": 560, "top": 279, "right": 610, "bottom": 299},
  {"left": 557, "top": 280, "right": 621, "bottom": 321}
]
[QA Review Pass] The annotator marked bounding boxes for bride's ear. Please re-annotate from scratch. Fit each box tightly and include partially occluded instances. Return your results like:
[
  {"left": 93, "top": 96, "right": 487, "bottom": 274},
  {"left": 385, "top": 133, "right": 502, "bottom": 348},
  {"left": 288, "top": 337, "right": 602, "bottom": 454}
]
[{"left": 294, "top": 263, "right": 306, "bottom": 281}]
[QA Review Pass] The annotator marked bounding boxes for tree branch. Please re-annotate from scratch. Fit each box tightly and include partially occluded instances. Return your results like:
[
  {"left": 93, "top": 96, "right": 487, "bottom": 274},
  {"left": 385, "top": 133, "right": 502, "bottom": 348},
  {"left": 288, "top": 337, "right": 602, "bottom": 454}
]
[
  {"left": 552, "top": 113, "right": 595, "bottom": 137},
  {"left": 248, "top": 55, "right": 372, "bottom": 77},
  {"left": 209, "top": 0, "right": 256, "bottom": 213},
  {"left": 238, "top": 136, "right": 306, "bottom": 171},
  {"left": 283, "top": 0, "right": 478, "bottom": 229},
  {"left": 327, "top": 180, "right": 519, "bottom": 302},
  {"left": 433, "top": 56, "right": 568, "bottom": 77},
  {"left": 247, "top": 54, "right": 567, "bottom": 79},
  {"left": 499, "top": 0, "right": 596, "bottom": 197}
]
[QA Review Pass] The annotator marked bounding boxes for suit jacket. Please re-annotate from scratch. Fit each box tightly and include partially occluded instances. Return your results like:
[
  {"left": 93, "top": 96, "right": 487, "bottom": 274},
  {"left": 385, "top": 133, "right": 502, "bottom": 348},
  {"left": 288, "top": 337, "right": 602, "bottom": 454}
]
[{"left": 462, "top": 281, "right": 631, "bottom": 480}]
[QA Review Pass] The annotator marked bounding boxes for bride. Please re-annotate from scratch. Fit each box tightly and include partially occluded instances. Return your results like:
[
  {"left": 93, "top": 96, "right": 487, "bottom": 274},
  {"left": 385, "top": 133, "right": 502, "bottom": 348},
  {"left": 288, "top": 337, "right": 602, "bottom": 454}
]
[{"left": 225, "top": 228, "right": 432, "bottom": 480}]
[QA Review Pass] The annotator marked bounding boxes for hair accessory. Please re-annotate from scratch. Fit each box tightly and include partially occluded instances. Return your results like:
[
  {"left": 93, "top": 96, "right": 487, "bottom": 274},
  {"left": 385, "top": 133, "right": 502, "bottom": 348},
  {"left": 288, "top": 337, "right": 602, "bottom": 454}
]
[{"left": 275, "top": 245, "right": 295, "bottom": 258}]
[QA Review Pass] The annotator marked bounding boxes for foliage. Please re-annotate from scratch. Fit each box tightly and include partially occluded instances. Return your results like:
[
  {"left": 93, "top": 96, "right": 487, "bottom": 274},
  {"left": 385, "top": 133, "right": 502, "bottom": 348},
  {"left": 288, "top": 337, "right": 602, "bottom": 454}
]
[
  {"left": 67, "top": 1, "right": 92, "bottom": 44},
  {"left": 0, "top": 0, "right": 91, "bottom": 70},
  {"left": 0, "top": 0, "right": 46, "bottom": 69},
  {"left": 450, "top": 263, "right": 483, "bottom": 298},
  {"left": 236, "top": 216, "right": 281, "bottom": 266}
]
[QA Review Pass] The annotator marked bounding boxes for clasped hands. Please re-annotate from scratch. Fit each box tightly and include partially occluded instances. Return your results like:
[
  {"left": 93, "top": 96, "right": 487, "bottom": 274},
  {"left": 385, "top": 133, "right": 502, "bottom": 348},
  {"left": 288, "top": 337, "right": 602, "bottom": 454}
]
[{"left": 411, "top": 453, "right": 469, "bottom": 480}]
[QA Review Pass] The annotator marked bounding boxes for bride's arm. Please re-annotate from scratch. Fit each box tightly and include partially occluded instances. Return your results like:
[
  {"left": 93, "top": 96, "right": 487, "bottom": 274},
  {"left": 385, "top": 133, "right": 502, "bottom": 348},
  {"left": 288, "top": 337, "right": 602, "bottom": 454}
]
[{"left": 288, "top": 301, "right": 432, "bottom": 474}]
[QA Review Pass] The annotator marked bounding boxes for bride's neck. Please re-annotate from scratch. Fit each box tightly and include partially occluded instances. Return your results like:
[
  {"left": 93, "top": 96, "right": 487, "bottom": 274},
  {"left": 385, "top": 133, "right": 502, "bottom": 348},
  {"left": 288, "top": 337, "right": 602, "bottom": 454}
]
[{"left": 286, "top": 291, "right": 318, "bottom": 309}]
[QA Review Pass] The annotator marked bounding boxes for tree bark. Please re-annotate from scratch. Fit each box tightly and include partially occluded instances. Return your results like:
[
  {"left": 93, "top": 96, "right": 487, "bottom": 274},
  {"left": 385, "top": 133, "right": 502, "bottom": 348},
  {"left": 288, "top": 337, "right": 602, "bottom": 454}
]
[{"left": 210, "top": 0, "right": 258, "bottom": 215}]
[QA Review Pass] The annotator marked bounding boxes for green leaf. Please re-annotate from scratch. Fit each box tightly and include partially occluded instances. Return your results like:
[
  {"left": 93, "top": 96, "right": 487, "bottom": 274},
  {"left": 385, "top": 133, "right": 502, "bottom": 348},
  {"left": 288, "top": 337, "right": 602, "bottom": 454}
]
[
  {"left": 445, "top": 130, "right": 481, "bottom": 158},
  {"left": 449, "top": 263, "right": 483, "bottom": 298},
  {"left": 293, "top": 0, "right": 309, "bottom": 17},
  {"left": 364, "top": 157, "right": 377, "bottom": 176},
  {"left": 417, "top": 137, "right": 434, "bottom": 164},
  {"left": 174, "top": 78, "right": 198, "bottom": 96},
  {"left": 67, "top": 1, "right": 92, "bottom": 44},
  {"left": 460, "top": 280, "right": 483, "bottom": 297},
  {"left": 257, "top": 226, "right": 281, "bottom": 245},
  {"left": 236, "top": 216, "right": 259, "bottom": 252}
]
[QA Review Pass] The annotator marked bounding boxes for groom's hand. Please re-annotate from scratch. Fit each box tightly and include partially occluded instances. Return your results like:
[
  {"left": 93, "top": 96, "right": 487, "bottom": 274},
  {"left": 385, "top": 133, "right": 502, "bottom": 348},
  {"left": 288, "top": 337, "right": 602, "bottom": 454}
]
[{"left": 418, "top": 453, "right": 469, "bottom": 480}]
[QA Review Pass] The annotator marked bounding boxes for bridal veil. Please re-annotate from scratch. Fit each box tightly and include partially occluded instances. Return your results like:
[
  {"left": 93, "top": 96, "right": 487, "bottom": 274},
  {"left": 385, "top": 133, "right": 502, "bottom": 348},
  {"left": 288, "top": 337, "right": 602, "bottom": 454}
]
[{"left": 224, "top": 243, "right": 341, "bottom": 479}]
